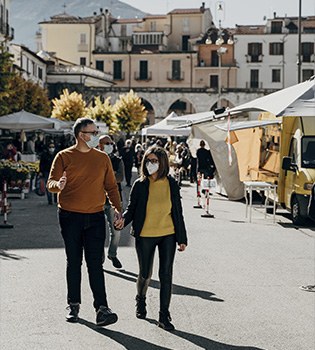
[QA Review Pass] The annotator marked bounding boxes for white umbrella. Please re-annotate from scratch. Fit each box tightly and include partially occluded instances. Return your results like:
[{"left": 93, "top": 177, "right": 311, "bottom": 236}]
[
  {"left": 0, "top": 110, "right": 55, "bottom": 130},
  {"left": 227, "top": 76, "right": 315, "bottom": 117}
]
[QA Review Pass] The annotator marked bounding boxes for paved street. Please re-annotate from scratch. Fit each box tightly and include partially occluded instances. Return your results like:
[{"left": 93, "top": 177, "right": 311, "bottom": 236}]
[{"left": 0, "top": 178, "right": 314, "bottom": 350}]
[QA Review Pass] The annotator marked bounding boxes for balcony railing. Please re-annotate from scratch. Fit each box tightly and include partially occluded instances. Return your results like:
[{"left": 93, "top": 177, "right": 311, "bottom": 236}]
[
  {"left": 132, "top": 32, "right": 163, "bottom": 46},
  {"left": 134, "top": 71, "right": 152, "bottom": 81},
  {"left": 77, "top": 43, "right": 88, "bottom": 52},
  {"left": 245, "top": 54, "right": 263, "bottom": 63},
  {"left": 113, "top": 72, "right": 125, "bottom": 81},
  {"left": 246, "top": 81, "right": 263, "bottom": 89},
  {"left": 0, "top": 20, "right": 14, "bottom": 40},
  {"left": 167, "top": 71, "right": 185, "bottom": 81}
]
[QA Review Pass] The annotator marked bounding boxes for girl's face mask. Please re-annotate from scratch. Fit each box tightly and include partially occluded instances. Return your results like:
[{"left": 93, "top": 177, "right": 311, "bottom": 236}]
[
  {"left": 146, "top": 161, "right": 159, "bottom": 175},
  {"left": 104, "top": 144, "right": 114, "bottom": 154}
]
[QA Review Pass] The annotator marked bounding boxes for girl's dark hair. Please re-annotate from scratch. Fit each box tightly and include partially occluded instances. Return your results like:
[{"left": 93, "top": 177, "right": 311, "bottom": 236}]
[
  {"left": 73, "top": 118, "right": 95, "bottom": 137},
  {"left": 140, "top": 146, "right": 169, "bottom": 180}
]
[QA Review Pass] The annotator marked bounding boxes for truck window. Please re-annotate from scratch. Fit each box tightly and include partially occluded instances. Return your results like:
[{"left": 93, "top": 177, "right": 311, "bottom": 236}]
[
  {"left": 302, "top": 137, "right": 315, "bottom": 168},
  {"left": 289, "top": 138, "right": 298, "bottom": 164}
]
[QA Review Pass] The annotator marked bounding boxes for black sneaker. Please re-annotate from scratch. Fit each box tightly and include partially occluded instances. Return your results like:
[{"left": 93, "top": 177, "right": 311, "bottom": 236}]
[
  {"left": 158, "top": 312, "right": 175, "bottom": 331},
  {"left": 96, "top": 306, "right": 118, "bottom": 327},
  {"left": 66, "top": 303, "right": 80, "bottom": 323},
  {"left": 108, "top": 256, "right": 122, "bottom": 269}
]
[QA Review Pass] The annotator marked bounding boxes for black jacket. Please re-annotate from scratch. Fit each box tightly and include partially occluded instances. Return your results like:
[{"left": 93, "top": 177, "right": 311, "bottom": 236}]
[{"left": 123, "top": 175, "right": 188, "bottom": 245}]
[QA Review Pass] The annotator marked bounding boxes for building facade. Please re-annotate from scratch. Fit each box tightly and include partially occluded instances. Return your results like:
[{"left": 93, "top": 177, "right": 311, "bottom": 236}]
[{"left": 0, "top": 0, "right": 14, "bottom": 46}]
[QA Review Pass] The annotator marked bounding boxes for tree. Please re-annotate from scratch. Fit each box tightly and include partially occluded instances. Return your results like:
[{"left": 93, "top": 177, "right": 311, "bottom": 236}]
[
  {"left": 0, "top": 45, "right": 51, "bottom": 116},
  {"left": 51, "top": 88, "right": 87, "bottom": 121},
  {"left": 114, "top": 90, "right": 147, "bottom": 134},
  {"left": 24, "top": 81, "right": 51, "bottom": 117},
  {"left": 86, "top": 96, "right": 119, "bottom": 134}
]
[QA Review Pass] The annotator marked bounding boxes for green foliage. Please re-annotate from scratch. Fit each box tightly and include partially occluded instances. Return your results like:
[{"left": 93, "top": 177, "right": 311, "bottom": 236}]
[
  {"left": 51, "top": 88, "right": 87, "bottom": 121},
  {"left": 0, "top": 45, "right": 51, "bottom": 116},
  {"left": 114, "top": 90, "right": 147, "bottom": 133},
  {"left": 86, "top": 96, "right": 119, "bottom": 134}
]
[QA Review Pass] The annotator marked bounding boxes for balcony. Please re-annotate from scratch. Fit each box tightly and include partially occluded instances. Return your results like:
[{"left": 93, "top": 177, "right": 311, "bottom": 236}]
[
  {"left": 132, "top": 32, "right": 163, "bottom": 46},
  {"left": 246, "top": 81, "right": 263, "bottom": 89},
  {"left": 167, "top": 71, "right": 185, "bottom": 81},
  {"left": 134, "top": 71, "right": 152, "bottom": 81},
  {"left": 0, "top": 20, "right": 14, "bottom": 40},
  {"left": 246, "top": 54, "right": 263, "bottom": 63},
  {"left": 47, "top": 65, "right": 113, "bottom": 82},
  {"left": 113, "top": 72, "right": 125, "bottom": 81}
]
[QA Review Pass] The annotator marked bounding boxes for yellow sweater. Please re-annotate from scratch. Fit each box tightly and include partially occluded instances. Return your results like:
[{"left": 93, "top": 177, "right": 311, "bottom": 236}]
[
  {"left": 140, "top": 177, "right": 175, "bottom": 237},
  {"left": 47, "top": 146, "right": 121, "bottom": 213}
]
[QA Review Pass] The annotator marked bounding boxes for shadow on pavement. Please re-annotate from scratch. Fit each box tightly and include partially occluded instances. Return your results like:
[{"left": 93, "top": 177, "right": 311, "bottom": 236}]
[
  {"left": 145, "top": 318, "right": 265, "bottom": 350},
  {"left": 0, "top": 249, "right": 27, "bottom": 260},
  {"left": 104, "top": 269, "right": 224, "bottom": 302},
  {"left": 78, "top": 318, "right": 173, "bottom": 350}
]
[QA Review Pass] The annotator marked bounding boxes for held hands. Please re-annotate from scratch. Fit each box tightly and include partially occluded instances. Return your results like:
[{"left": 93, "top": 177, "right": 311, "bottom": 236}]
[
  {"left": 177, "top": 244, "right": 186, "bottom": 252},
  {"left": 114, "top": 211, "right": 124, "bottom": 230},
  {"left": 58, "top": 171, "right": 67, "bottom": 191}
]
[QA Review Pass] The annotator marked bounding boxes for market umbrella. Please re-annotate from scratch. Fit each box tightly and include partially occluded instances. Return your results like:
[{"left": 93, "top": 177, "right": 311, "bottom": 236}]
[
  {"left": 227, "top": 76, "right": 315, "bottom": 117},
  {"left": 0, "top": 110, "right": 55, "bottom": 130}
]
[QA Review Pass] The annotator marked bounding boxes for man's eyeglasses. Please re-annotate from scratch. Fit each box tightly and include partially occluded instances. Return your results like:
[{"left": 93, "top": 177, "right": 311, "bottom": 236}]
[
  {"left": 145, "top": 159, "right": 159, "bottom": 164},
  {"left": 81, "top": 131, "right": 99, "bottom": 136}
]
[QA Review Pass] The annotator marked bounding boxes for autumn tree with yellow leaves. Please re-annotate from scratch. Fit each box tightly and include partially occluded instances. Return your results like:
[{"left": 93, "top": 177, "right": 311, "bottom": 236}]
[
  {"left": 114, "top": 90, "right": 147, "bottom": 134},
  {"left": 51, "top": 89, "right": 87, "bottom": 121},
  {"left": 86, "top": 96, "right": 118, "bottom": 134}
]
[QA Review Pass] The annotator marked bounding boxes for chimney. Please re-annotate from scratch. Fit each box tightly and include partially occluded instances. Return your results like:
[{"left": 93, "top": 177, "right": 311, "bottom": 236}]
[
  {"left": 200, "top": 2, "right": 205, "bottom": 13},
  {"left": 273, "top": 11, "right": 276, "bottom": 19}
]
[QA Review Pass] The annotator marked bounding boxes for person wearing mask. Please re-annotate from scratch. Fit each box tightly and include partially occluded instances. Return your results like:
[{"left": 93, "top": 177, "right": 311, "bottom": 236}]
[
  {"left": 39, "top": 142, "right": 57, "bottom": 204},
  {"left": 47, "top": 118, "right": 122, "bottom": 327},
  {"left": 134, "top": 143, "right": 144, "bottom": 175},
  {"left": 120, "top": 139, "right": 135, "bottom": 187},
  {"left": 99, "top": 135, "right": 124, "bottom": 269},
  {"left": 115, "top": 146, "right": 187, "bottom": 331}
]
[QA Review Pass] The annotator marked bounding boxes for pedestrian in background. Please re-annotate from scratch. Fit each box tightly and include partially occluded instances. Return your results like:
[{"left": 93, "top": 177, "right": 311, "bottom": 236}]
[
  {"left": 47, "top": 118, "right": 122, "bottom": 327},
  {"left": 120, "top": 139, "right": 135, "bottom": 187},
  {"left": 39, "top": 141, "right": 57, "bottom": 204},
  {"left": 99, "top": 134, "right": 124, "bottom": 269},
  {"left": 196, "top": 140, "right": 216, "bottom": 179},
  {"left": 116, "top": 146, "right": 187, "bottom": 331}
]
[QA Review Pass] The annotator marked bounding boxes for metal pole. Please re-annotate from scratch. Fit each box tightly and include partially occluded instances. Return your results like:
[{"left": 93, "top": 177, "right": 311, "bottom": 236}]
[
  {"left": 218, "top": 51, "right": 222, "bottom": 108},
  {"left": 297, "top": 0, "right": 302, "bottom": 83}
]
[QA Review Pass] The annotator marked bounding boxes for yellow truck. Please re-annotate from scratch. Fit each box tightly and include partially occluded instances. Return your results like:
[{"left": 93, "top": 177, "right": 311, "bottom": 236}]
[
  {"left": 278, "top": 116, "right": 315, "bottom": 225},
  {"left": 228, "top": 115, "right": 315, "bottom": 224}
]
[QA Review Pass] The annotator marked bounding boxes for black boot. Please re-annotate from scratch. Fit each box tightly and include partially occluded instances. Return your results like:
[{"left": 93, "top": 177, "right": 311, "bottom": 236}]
[
  {"left": 158, "top": 311, "right": 175, "bottom": 331},
  {"left": 66, "top": 303, "right": 80, "bottom": 323},
  {"left": 135, "top": 295, "right": 147, "bottom": 319}
]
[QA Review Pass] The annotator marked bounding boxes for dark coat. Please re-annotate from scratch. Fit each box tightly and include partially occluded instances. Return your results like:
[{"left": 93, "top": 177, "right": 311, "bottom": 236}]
[{"left": 123, "top": 175, "right": 188, "bottom": 245}]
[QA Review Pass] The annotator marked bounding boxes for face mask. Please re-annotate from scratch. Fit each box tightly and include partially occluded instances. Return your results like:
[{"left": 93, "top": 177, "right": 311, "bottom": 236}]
[
  {"left": 104, "top": 144, "right": 113, "bottom": 154},
  {"left": 49, "top": 147, "right": 55, "bottom": 153},
  {"left": 146, "top": 162, "right": 159, "bottom": 175},
  {"left": 85, "top": 134, "right": 99, "bottom": 149}
]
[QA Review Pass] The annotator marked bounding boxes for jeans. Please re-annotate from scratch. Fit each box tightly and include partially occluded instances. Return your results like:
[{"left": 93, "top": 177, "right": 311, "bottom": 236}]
[
  {"left": 43, "top": 171, "right": 56, "bottom": 204},
  {"left": 104, "top": 202, "right": 121, "bottom": 258},
  {"left": 135, "top": 234, "right": 176, "bottom": 314},
  {"left": 58, "top": 209, "right": 108, "bottom": 310}
]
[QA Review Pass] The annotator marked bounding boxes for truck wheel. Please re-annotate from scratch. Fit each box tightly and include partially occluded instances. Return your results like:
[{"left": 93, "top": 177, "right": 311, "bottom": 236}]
[{"left": 291, "top": 196, "right": 306, "bottom": 226}]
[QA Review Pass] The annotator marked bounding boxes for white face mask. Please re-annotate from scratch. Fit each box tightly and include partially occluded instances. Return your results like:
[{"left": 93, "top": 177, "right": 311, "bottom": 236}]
[
  {"left": 104, "top": 144, "right": 113, "bottom": 154},
  {"left": 85, "top": 134, "right": 99, "bottom": 149},
  {"left": 146, "top": 162, "right": 159, "bottom": 175},
  {"left": 49, "top": 147, "right": 55, "bottom": 154}
]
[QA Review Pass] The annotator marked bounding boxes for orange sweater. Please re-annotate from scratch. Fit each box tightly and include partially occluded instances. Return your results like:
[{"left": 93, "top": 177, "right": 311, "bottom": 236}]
[{"left": 47, "top": 146, "right": 122, "bottom": 213}]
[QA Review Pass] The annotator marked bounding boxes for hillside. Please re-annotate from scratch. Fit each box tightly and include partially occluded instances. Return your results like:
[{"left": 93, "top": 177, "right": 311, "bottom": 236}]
[{"left": 10, "top": 0, "right": 147, "bottom": 50}]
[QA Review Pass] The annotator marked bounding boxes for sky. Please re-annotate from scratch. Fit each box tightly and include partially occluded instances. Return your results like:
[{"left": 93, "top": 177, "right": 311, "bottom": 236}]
[{"left": 122, "top": 0, "right": 315, "bottom": 27}]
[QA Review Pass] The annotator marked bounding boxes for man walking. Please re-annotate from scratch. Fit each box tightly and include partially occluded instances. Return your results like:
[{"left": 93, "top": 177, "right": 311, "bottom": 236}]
[
  {"left": 99, "top": 135, "right": 124, "bottom": 269},
  {"left": 47, "top": 118, "right": 122, "bottom": 327}
]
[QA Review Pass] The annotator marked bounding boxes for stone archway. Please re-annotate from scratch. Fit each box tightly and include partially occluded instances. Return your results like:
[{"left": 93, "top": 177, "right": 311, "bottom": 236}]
[{"left": 167, "top": 97, "right": 196, "bottom": 116}]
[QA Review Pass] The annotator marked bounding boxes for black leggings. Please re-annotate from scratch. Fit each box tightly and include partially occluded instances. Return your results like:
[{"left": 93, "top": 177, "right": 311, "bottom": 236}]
[{"left": 135, "top": 234, "right": 176, "bottom": 314}]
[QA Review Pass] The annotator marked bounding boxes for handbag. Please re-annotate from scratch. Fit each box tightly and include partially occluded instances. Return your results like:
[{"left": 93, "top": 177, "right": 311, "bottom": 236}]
[{"left": 35, "top": 174, "right": 46, "bottom": 196}]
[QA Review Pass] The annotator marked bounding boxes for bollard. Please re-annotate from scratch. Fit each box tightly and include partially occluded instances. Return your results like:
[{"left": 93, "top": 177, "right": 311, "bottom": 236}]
[
  {"left": 193, "top": 172, "right": 203, "bottom": 208},
  {"left": 201, "top": 177, "right": 214, "bottom": 218},
  {"left": 0, "top": 180, "right": 14, "bottom": 229}
]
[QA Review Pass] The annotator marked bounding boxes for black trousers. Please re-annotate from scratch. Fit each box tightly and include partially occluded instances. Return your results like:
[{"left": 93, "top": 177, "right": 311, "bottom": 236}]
[
  {"left": 135, "top": 234, "right": 176, "bottom": 314},
  {"left": 58, "top": 209, "right": 108, "bottom": 310}
]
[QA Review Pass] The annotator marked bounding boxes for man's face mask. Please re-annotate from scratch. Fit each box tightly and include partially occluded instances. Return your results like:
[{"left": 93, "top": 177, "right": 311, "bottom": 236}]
[{"left": 85, "top": 134, "right": 99, "bottom": 149}]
